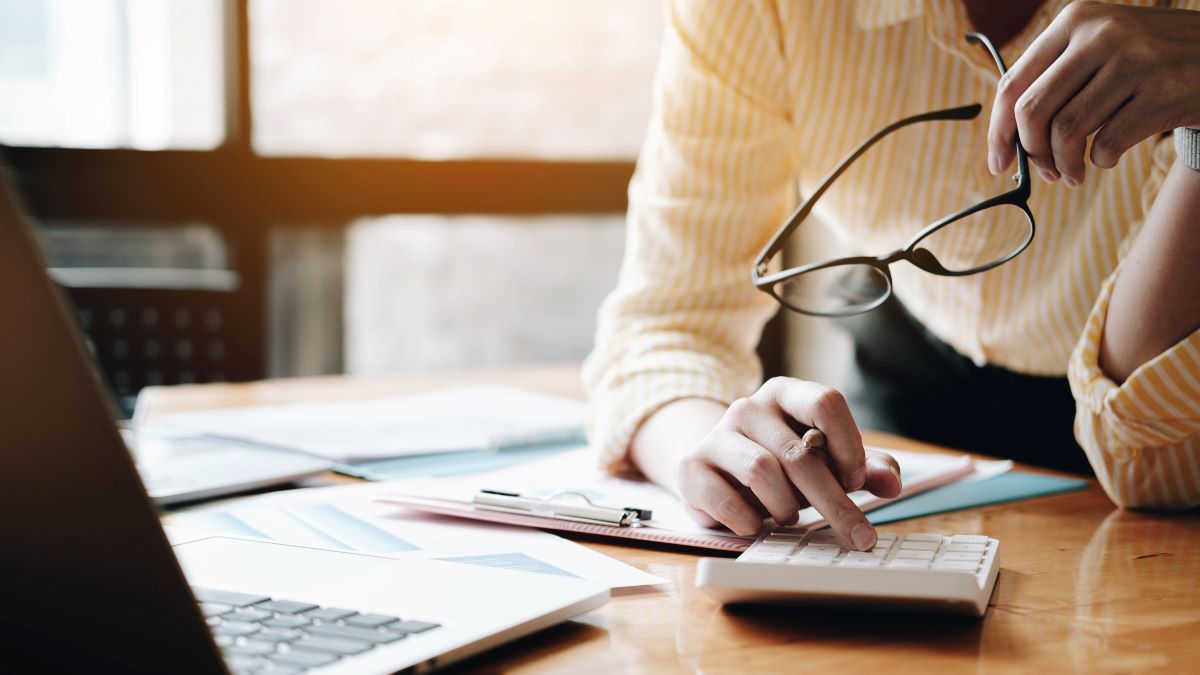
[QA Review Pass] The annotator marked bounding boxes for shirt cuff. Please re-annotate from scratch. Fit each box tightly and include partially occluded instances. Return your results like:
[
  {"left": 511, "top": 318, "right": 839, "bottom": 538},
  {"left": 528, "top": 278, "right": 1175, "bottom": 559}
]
[
  {"left": 584, "top": 353, "right": 754, "bottom": 473},
  {"left": 1069, "top": 268, "right": 1200, "bottom": 459}
]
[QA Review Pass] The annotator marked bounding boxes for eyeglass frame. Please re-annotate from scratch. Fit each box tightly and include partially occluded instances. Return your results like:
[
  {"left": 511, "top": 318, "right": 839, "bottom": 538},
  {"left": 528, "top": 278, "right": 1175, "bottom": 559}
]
[{"left": 752, "top": 31, "right": 1034, "bottom": 318}]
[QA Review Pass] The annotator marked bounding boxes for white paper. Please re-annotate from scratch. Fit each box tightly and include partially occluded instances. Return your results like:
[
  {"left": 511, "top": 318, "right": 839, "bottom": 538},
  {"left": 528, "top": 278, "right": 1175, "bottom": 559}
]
[
  {"left": 167, "top": 480, "right": 664, "bottom": 590},
  {"left": 138, "top": 386, "right": 586, "bottom": 462},
  {"left": 411, "top": 446, "right": 990, "bottom": 536},
  {"left": 409, "top": 446, "right": 740, "bottom": 539}
]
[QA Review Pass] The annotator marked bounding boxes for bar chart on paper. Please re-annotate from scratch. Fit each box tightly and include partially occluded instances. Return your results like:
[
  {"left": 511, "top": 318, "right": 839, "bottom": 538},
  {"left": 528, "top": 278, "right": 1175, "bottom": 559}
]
[{"left": 167, "top": 484, "right": 664, "bottom": 588}]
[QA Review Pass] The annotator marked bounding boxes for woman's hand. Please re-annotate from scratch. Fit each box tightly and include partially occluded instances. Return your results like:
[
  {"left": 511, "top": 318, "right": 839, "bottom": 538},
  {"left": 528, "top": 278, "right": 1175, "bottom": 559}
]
[
  {"left": 987, "top": 1, "right": 1200, "bottom": 186},
  {"left": 675, "top": 377, "right": 902, "bottom": 550}
]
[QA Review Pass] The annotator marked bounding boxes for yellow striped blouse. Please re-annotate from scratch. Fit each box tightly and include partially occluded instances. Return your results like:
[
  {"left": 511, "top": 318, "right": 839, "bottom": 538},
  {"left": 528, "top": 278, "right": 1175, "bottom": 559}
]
[{"left": 583, "top": 0, "right": 1200, "bottom": 508}]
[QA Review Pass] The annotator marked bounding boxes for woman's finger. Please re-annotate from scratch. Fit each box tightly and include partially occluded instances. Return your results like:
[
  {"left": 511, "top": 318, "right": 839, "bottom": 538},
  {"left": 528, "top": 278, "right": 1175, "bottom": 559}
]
[
  {"left": 988, "top": 4, "right": 1075, "bottom": 173},
  {"left": 1089, "top": 92, "right": 1162, "bottom": 170},
  {"left": 1048, "top": 61, "right": 1135, "bottom": 185},
  {"left": 762, "top": 378, "right": 866, "bottom": 491},
  {"left": 1012, "top": 43, "right": 1104, "bottom": 183},
  {"left": 677, "top": 456, "right": 763, "bottom": 536},
  {"left": 861, "top": 450, "right": 903, "bottom": 499},
  {"left": 777, "top": 444, "right": 877, "bottom": 550},
  {"left": 703, "top": 430, "right": 805, "bottom": 526}
]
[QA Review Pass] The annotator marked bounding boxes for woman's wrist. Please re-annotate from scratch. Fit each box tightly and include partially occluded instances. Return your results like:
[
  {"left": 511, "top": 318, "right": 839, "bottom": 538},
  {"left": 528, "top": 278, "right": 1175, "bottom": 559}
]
[{"left": 629, "top": 397, "right": 725, "bottom": 494}]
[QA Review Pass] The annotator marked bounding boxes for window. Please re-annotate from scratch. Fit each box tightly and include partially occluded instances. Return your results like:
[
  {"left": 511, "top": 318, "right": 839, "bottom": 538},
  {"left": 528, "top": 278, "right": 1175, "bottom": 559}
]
[
  {"left": 3, "top": 1, "right": 724, "bottom": 388},
  {"left": 0, "top": 0, "right": 225, "bottom": 149},
  {"left": 250, "top": 0, "right": 662, "bottom": 159}
]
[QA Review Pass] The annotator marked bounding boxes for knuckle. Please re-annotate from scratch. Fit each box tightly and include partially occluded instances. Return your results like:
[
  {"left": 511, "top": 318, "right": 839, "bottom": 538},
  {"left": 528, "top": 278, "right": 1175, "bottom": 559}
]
[
  {"left": 760, "top": 376, "right": 793, "bottom": 398},
  {"left": 1060, "top": 1, "right": 1092, "bottom": 22},
  {"left": 1015, "top": 92, "right": 1045, "bottom": 126},
  {"left": 995, "top": 71, "right": 1017, "bottom": 101},
  {"left": 744, "top": 450, "right": 778, "bottom": 485},
  {"left": 1051, "top": 109, "right": 1081, "bottom": 142},
  {"left": 809, "top": 387, "right": 848, "bottom": 421},
  {"left": 725, "top": 397, "right": 758, "bottom": 421}
]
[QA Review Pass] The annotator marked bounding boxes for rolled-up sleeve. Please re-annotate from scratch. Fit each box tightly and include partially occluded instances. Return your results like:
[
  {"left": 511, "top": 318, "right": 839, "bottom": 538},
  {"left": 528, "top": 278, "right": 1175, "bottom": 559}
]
[
  {"left": 1069, "top": 138, "right": 1200, "bottom": 509},
  {"left": 582, "top": 0, "right": 797, "bottom": 472}
]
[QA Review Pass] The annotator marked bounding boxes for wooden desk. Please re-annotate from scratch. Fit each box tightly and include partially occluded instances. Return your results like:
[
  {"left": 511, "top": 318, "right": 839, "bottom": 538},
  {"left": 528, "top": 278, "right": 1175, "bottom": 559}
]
[{"left": 139, "top": 364, "right": 1200, "bottom": 674}]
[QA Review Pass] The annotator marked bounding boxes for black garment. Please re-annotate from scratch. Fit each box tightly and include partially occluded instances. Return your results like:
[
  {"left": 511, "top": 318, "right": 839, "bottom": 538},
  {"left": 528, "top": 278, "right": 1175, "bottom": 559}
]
[{"left": 834, "top": 292, "right": 1094, "bottom": 476}]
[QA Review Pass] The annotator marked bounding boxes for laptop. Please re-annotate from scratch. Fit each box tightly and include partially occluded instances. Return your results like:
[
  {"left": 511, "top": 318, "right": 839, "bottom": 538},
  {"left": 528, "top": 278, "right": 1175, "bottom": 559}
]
[
  {"left": 0, "top": 164, "right": 609, "bottom": 673},
  {"left": 122, "top": 428, "right": 333, "bottom": 506}
]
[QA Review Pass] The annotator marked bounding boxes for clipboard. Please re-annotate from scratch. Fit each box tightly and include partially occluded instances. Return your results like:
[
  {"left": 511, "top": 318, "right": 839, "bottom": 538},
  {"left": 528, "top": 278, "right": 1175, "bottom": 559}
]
[
  {"left": 377, "top": 446, "right": 984, "bottom": 554},
  {"left": 379, "top": 493, "right": 754, "bottom": 552}
]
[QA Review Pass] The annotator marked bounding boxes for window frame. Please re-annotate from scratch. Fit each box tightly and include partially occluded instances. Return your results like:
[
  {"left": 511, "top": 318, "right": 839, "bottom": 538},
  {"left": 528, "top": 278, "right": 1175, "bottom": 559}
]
[{"left": 1, "top": 0, "right": 784, "bottom": 379}]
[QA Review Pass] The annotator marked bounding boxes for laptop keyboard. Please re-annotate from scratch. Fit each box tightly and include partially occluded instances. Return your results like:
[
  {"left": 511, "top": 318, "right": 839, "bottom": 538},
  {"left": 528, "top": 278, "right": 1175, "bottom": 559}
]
[{"left": 194, "top": 587, "right": 441, "bottom": 673}]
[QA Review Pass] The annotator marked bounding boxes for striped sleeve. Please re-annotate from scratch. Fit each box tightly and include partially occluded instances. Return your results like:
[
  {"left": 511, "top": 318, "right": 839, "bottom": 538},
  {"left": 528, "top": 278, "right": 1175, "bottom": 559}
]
[
  {"left": 1068, "top": 138, "right": 1200, "bottom": 509},
  {"left": 581, "top": 0, "right": 797, "bottom": 471}
]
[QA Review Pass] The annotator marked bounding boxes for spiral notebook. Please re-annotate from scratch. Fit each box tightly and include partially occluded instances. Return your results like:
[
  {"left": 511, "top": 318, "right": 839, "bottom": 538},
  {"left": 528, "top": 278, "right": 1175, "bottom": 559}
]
[{"left": 378, "top": 447, "right": 984, "bottom": 553}]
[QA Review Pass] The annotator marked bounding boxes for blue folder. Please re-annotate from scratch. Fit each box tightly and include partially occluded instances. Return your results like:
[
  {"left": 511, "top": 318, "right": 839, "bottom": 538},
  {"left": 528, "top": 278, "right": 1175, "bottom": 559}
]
[{"left": 867, "top": 471, "right": 1089, "bottom": 525}]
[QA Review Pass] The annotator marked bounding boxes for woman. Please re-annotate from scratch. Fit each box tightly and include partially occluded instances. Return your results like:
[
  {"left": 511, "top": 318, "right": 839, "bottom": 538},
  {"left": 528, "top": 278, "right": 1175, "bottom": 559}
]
[{"left": 584, "top": 0, "right": 1200, "bottom": 552}]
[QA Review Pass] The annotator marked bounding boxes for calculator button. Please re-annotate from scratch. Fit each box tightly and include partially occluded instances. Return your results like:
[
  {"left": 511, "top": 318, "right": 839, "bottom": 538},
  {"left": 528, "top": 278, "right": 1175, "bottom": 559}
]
[
  {"left": 886, "top": 558, "right": 931, "bottom": 570},
  {"left": 796, "top": 547, "right": 839, "bottom": 559},
  {"left": 754, "top": 543, "right": 797, "bottom": 555},
  {"left": 899, "top": 540, "right": 940, "bottom": 551},
  {"left": 802, "top": 544, "right": 842, "bottom": 553},
  {"left": 874, "top": 532, "right": 898, "bottom": 541},
  {"left": 933, "top": 560, "right": 980, "bottom": 572},
  {"left": 946, "top": 543, "right": 986, "bottom": 553},
  {"left": 904, "top": 534, "right": 943, "bottom": 542},
  {"left": 941, "top": 551, "right": 983, "bottom": 562},
  {"left": 894, "top": 549, "right": 936, "bottom": 560},
  {"left": 789, "top": 556, "right": 834, "bottom": 566},
  {"left": 950, "top": 535, "right": 988, "bottom": 544},
  {"left": 841, "top": 554, "right": 882, "bottom": 567}
]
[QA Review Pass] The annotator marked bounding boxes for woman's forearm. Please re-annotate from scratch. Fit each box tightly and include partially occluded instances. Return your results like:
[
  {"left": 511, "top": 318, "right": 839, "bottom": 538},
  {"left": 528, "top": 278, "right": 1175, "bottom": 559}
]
[{"left": 1099, "top": 157, "right": 1200, "bottom": 383}]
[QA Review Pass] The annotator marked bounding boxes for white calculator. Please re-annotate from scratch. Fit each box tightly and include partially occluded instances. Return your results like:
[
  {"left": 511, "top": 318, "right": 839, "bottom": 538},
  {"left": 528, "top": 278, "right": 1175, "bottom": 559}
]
[{"left": 696, "top": 529, "right": 1000, "bottom": 617}]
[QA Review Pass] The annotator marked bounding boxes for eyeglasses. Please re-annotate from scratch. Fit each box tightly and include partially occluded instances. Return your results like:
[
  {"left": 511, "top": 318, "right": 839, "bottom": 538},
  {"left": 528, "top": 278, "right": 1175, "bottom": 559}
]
[{"left": 752, "top": 32, "right": 1033, "bottom": 318}]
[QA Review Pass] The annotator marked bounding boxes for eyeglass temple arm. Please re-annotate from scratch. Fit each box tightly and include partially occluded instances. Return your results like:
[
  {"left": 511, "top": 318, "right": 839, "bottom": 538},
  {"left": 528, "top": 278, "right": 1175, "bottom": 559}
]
[
  {"left": 754, "top": 102, "right": 982, "bottom": 268},
  {"left": 966, "top": 31, "right": 1032, "bottom": 193}
]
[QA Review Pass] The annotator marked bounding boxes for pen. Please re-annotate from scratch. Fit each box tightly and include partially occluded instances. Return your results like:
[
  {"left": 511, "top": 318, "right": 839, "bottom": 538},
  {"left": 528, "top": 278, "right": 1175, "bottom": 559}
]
[
  {"left": 801, "top": 428, "right": 825, "bottom": 451},
  {"left": 473, "top": 490, "right": 652, "bottom": 527}
]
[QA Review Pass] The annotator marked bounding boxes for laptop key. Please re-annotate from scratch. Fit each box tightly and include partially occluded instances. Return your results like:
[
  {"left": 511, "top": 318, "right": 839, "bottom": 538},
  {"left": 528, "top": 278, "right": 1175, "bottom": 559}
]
[
  {"left": 256, "top": 599, "right": 318, "bottom": 614},
  {"left": 224, "top": 653, "right": 267, "bottom": 667},
  {"left": 265, "top": 615, "right": 311, "bottom": 629},
  {"left": 192, "top": 587, "right": 270, "bottom": 607},
  {"left": 223, "top": 640, "right": 277, "bottom": 657},
  {"left": 343, "top": 613, "right": 399, "bottom": 628},
  {"left": 214, "top": 620, "right": 261, "bottom": 637},
  {"left": 200, "top": 601, "right": 233, "bottom": 617},
  {"left": 305, "top": 607, "right": 357, "bottom": 622},
  {"left": 391, "top": 620, "right": 441, "bottom": 634},
  {"left": 267, "top": 649, "right": 339, "bottom": 668},
  {"left": 255, "top": 627, "right": 303, "bottom": 643},
  {"left": 292, "top": 636, "right": 373, "bottom": 656},
  {"left": 227, "top": 606, "right": 273, "bottom": 622},
  {"left": 304, "top": 623, "right": 405, "bottom": 644}
]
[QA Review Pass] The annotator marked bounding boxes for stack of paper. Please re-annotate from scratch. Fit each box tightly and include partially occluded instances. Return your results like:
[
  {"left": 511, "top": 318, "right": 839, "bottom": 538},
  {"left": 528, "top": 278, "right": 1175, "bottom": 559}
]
[{"left": 139, "top": 386, "right": 586, "bottom": 463}]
